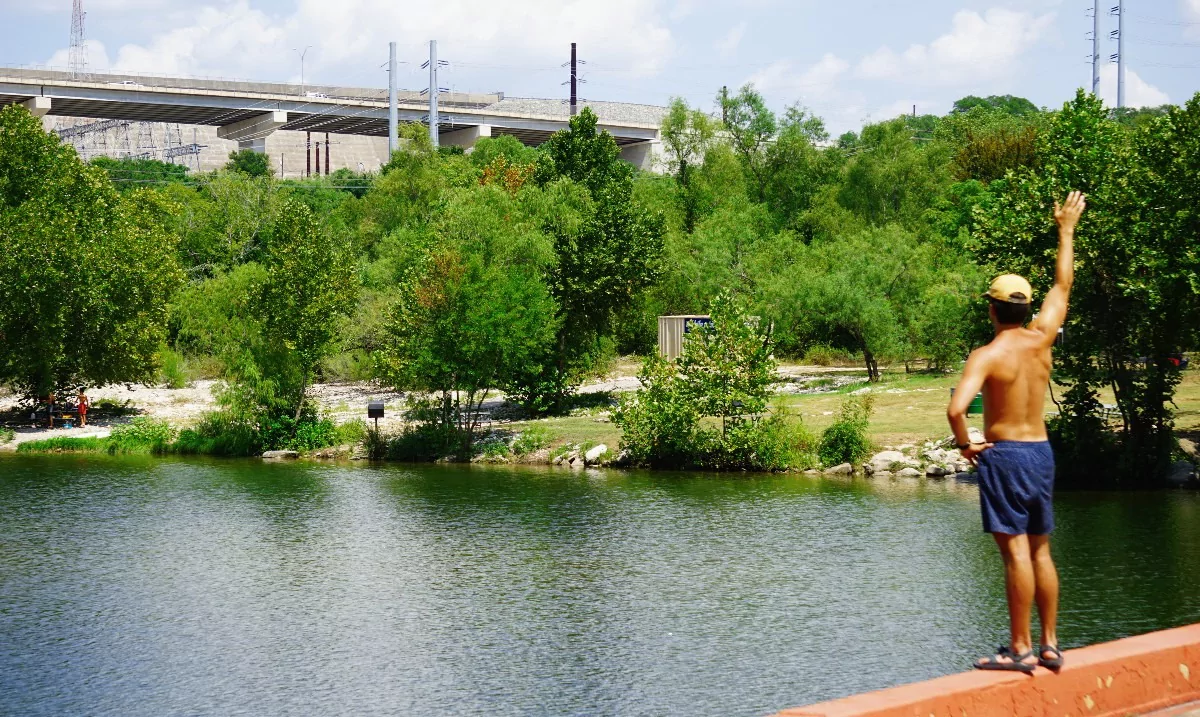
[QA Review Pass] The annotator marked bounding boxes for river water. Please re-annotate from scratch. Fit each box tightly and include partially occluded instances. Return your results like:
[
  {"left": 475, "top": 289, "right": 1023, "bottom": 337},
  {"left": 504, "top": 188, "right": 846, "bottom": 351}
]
[{"left": 2, "top": 455, "right": 1199, "bottom": 716}]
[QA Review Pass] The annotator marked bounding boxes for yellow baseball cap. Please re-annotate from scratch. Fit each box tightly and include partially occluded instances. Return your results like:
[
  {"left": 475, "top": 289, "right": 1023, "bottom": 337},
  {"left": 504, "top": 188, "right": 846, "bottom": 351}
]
[{"left": 985, "top": 274, "right": 1034, "bottom": 304}]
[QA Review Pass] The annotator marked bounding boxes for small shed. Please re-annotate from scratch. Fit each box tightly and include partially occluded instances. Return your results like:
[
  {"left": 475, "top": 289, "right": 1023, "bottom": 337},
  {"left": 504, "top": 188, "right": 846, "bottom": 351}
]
[{"left": 658, "top": 315, "right": 712, "bottom": 360}]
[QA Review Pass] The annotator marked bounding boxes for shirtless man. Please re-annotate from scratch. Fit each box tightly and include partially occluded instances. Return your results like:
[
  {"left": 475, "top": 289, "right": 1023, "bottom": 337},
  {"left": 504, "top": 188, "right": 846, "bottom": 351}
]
[{"left": 947, "top": 190, "right": 1086, "bottom": 674}]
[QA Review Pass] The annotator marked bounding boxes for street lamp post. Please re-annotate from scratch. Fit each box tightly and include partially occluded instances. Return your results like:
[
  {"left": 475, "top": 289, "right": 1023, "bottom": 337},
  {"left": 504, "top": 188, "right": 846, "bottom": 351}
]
[{"left": 294, "top": 45, "right": 312, "bottom": 96}]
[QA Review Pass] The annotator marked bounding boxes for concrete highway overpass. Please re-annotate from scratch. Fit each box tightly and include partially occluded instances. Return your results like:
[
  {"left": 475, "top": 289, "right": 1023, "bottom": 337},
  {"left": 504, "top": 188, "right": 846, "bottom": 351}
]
[{"left": 0, "top": 68, "right": 665, "bottom": 172}]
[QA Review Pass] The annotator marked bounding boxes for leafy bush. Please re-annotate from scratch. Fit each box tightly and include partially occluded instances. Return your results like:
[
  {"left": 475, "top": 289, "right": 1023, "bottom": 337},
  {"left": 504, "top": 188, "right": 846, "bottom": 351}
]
[
  {"left": 818, "top": 395, "right": 874, "bottom": 467},
  {"left": 157, "top": 347, "right": 189, "bottom": 388},
  {"left": 615, "top": 293, "right": 813, "bottom": 471},
  {"left": 171, "top": 412, "right": 259, "bottom": 457},
  {"left": 804, "top": 345, "right": 856, "bottom": 367},
  {"left": 380, "top": 422, "right": 461, "bottom": 462},
  {"left": 288, "top": 418, "right": 339, "bottom": 452},
  {"left": 512, "top": 426, "right": 555, "bottom": 456},
  {"left": 109, "top": 417, "right": 176, "bottom": 452},
  {"left": 335, "top": 419, "right": 367, "bottom": 446},
  {"left": 0, "top": 427, "right": 13, "bottom": 444},
  {"left": 477, "top": 436, "right": 511, "bottom": 460},
  {"left": 17, "top": 436, "right": 110, "bottom": 453}
]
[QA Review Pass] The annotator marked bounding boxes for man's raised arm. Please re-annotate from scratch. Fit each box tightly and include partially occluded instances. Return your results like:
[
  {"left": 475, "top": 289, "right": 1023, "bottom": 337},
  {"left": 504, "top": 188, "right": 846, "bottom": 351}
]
[{"left": 1033, "top": 191, "right": 1086, "bottom": 341}]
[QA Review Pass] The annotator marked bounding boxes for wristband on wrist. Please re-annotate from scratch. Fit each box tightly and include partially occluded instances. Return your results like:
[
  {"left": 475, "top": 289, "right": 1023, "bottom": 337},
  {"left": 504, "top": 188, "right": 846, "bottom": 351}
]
[{"left": 957, "top": 442, "right": 979, "bottom": 450}]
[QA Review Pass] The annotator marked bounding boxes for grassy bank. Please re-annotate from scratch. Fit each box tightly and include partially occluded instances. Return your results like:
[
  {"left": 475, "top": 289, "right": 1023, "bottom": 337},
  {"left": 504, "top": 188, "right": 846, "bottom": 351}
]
[
  {"left": 13, "top": 366, "right": 1198, "bottom": 466},
  {"left": 502, "top": 366, "right": 1200, "bottom": 461}
]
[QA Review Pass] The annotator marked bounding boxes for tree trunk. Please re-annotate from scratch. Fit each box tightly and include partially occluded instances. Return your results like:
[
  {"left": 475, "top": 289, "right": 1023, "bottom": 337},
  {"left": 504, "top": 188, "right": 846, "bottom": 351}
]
[
  {"left": 862, "top": 344, "right": 879, "bottom": 382},
  {"left": 293, "top": 370, "right": 308, "bottom": 423}
]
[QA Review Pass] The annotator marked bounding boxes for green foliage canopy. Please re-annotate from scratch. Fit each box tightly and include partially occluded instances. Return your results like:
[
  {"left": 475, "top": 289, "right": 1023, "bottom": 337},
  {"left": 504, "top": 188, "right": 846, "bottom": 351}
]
[{"left": 0, "top": 105, "right": 183, "bottom": 396}]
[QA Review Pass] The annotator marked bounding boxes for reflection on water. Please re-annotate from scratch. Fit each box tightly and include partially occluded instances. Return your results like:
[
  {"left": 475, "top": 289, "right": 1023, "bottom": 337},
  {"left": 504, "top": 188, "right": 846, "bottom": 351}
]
[{"left": 1, "top": 455, "right": 1198, "bottom": 716}]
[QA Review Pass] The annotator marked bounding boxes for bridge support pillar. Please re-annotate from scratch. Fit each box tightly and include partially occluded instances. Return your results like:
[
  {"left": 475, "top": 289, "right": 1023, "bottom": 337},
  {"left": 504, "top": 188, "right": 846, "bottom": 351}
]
[
  {"left": 21, "top": 96, "right": 52, "bottom": 117},
  {"left": 620, "top": 140, "right": 662, "bottom": 172},
  {"left": 441, "top": 124, "right": 491, "bottom": 152},
  {"left": 217, "top": 111, "right": 288, "bottom": 153}
]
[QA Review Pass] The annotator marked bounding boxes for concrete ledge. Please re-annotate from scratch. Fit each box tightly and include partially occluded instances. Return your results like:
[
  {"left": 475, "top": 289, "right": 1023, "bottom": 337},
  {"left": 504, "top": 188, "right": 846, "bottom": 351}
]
[{"left": 777, "top": 624, "right": 1200, "bottom": 717}]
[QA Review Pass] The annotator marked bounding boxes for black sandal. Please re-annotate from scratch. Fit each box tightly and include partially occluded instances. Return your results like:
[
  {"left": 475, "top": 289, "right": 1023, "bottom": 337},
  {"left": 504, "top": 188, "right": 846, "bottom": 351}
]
[
  {"left": 974, "top": 646, "right": 1037, "bottom": 673},
  {"left": 1038, "top": 644, "right": 1064, "bottom": 671}
]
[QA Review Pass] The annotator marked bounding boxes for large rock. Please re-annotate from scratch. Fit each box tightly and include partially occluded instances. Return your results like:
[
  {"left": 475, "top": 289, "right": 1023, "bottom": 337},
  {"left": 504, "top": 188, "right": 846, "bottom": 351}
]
[
  {"left": 1165, "top": 460, "right": 1195, "bottom": 487},
  {"left": 869, "top": 450, "right": 918, "bottom": 474},
  {"left": 584, "top": 444, "right": 609, "bottom": 465},
  {"left": 1180, "top": 438, "right": 1197, "bottom": 459},
  {"left": 896, "top": 467, "right": 922, "bottom": 478},
  {"left": 824, "top": 463, "right": 854, "bottom": 475},
  {"left": 921, "top": 448, "right": 957, "bottom": 465},
  {"left": 262, "top": 450, "right": 299, "bottom": 460},
  {"left": 926, "top": 465, "right": 948, "bottom": 478}
]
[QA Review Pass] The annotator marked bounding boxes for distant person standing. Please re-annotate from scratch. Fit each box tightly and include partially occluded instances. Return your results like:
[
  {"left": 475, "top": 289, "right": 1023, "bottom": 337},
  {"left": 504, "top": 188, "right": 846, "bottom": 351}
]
[
  {"left": 77, "top": 391, "right": 89, "bottom": 427},
  {"left": 947, "top": 191, "right": 1087, "bottom": 674}
]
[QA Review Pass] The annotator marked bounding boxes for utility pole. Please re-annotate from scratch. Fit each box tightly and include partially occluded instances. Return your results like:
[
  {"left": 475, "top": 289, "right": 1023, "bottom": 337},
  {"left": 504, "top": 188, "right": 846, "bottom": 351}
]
[
  {"left": 570, "top": 42, "right": 578, "bottom": 116},
  {"left": 562, "top": 44, "right": 586, "bottom": 116},
  {"left": 1110, "top": 2, "right": 1125, "bottom": 108},
  {"left": 1117, "top": 0, "right": 1125, "bottom": 108},
  {"left": 1092, "top": 0, "right": 1101, "bottom": 95},
  {"left": 325, "top": 132, "right": 330, "bottom": 175},
  {"left": 306, "top": 131, "right": 311, "bottom": 177},
  {"left": 421, "top": 41, "right": 448, "bottom": 148},
  {"left": 428, "top": 40, "right": 439, "bottom": 148},
  {"left": 387, "top": 41, "right": 398, "bottom": 156},
  {"left": 719, "top": 86, "right": 729, "bottom": 124}
]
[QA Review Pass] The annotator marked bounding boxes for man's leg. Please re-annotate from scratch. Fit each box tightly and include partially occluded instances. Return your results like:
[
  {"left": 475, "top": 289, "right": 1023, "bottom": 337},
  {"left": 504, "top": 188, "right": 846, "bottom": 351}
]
[
  {"left": 977, "top": 532, "right": 1037, "bottom": 667},
  {"left": 1029, "top": 534, "right": 1059, "bottom": 659}
]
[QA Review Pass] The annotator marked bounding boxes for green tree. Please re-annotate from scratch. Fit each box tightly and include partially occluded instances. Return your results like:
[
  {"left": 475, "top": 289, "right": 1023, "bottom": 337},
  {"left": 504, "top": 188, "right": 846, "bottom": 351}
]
[
  {"left": 660, "top": 97, "right": 718, "bottom": 231},
  {"left": 952, "top": 94, "right": 1040, "bottom": 117},
  {"left": 0, "top": 104, "right": 183, "bottom": 396},
  {"left": 837, "top": 118, "right": 952, "bottom": 229},
  {"left": 378, "top": 186, "right": 559, "bottom": 452},
  {"left": 974, "top": 90, "right": 1200, "bottom": 485},
  {"left": 764, "top": 225, "right": 946, "bottom": 381},
  {"left": 717, "top": 84, "right": 777, "bottom": 200},
  {"left": 763, "top": 105, "right": 841, "bottom": 230},
  {"left": 225, "top": 149, "right": 273, "bottom": 177},
  {"left": 253, "top": 200, "right": 358, "bottom": 420},
  {"left": 532, "top": 107, "right": 665, "bottom": 405},
  {"left": 91, "top": 156, "right": 189, "bottom": 189},
  {"left": 469, "top": 134, "right": 539, "bottom": 169}
]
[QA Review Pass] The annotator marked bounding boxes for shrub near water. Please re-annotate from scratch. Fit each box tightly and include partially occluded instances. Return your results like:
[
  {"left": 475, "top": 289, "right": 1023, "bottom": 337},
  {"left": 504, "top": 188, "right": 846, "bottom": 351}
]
[
  {"left": 818, "top": 395, "right": 874, "bottom": 467},
  {"left": 615, "top": 292, "right": 819, "bottom": 471}
]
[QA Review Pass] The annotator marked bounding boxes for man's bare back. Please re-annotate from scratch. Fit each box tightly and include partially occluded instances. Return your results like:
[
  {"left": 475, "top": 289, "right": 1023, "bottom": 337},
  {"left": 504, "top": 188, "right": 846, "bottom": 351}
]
[{"left": 972, "top": 325, "right": 1052, "bottom": 442}]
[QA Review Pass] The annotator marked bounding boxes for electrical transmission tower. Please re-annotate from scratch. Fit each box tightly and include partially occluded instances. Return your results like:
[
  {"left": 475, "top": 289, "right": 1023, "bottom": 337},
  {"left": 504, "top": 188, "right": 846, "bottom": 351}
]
[
  {"left": 1110, "top": 1, "right": 1125, "bottom": 108},
  {"left": 1090, "top": 0, "right": 1101, "bottom": 95},
  {"left": 69, "top": 0, "right": 88, "bottom": 79},
  {"left": 420, "top": 41, "right": 449, "bottom": 148},
  {"left": 562, "top": 43, "right": 587, "bottom": 116}
]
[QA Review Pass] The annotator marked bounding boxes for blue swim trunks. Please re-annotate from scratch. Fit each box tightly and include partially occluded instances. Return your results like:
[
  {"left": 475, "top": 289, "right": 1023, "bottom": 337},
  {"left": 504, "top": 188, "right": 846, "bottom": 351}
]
[{"left": 976, "top": 441, "right": 1055, "bottom": 535}]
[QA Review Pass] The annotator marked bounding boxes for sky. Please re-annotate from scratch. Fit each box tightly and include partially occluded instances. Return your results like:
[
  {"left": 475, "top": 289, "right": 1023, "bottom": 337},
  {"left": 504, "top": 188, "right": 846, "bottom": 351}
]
[{"left": 2, "top": 0, "right": 1199, "bottom": 134}]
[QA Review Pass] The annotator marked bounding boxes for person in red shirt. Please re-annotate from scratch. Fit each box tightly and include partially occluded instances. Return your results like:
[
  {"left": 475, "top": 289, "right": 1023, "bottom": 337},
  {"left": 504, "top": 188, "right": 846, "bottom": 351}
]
[{"left": 77, "top": 391, "right": 89, "bottom": 427}]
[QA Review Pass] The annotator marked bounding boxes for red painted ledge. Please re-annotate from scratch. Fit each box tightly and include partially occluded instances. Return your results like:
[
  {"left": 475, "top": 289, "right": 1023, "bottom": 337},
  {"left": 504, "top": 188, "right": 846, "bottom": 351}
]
[{"left": 775, "top": 623, "right": 1200, "bottom": 717}]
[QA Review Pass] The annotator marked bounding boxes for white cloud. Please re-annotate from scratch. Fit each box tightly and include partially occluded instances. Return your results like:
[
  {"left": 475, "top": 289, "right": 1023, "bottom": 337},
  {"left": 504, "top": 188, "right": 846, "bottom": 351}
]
[
  {"left": 48, "top": 0, "right": 677, "bottom": 84},
  {"left": 715, "top": 22, "right": 747, "bottom": 58},
  {"left": 857, "top": 8, "right": 1055, "bottom": 86},
  {"left": 44, "top": 39, "right": 111, "bottom": 72},
  {"left": 746, "top": 53, "right": 849, "bottom": 99},
  {"left": 1185, "top": 0, "right": 1200, "bottom": 37},
  {"left": 1098, "top": 64, "right": 1170, "bottom": 108}
]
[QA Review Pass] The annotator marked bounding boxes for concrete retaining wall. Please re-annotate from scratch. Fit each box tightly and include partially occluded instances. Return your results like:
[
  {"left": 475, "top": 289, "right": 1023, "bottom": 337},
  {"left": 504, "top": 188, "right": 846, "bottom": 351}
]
[{"left": 777, "top": 623, "right": 1200, "bottom": 717}]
